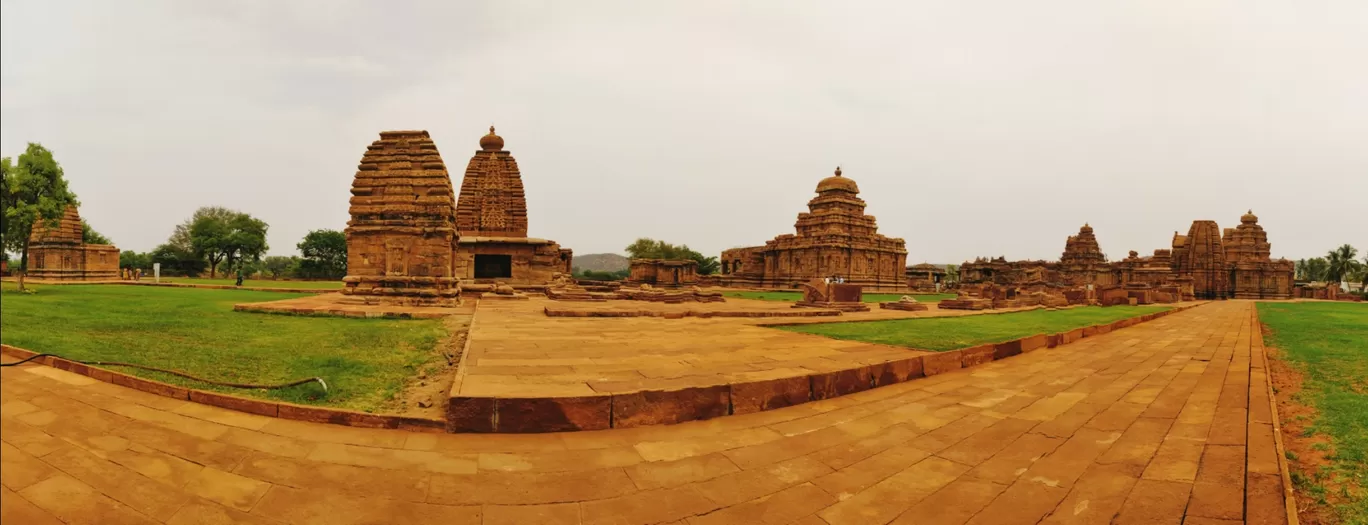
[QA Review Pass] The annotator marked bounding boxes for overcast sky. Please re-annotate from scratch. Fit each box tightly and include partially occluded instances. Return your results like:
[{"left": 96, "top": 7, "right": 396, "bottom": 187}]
[{"left": 3, "top": 0, "right": 1364, "bottom": 264}]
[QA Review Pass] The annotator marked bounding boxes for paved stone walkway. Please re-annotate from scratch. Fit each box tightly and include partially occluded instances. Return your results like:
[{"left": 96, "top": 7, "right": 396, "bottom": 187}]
[
  {"left": 459, "top": 297, "right": 1064, "bottom": 398},
  {"left": 0, "top": 301, "right": 1286, "bottom": 524}
]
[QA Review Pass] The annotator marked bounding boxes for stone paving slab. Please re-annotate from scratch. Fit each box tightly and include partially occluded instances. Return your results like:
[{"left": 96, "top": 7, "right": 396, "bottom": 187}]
[{"left": 0, "top": 300, "right": 1290, "bottom": 524}]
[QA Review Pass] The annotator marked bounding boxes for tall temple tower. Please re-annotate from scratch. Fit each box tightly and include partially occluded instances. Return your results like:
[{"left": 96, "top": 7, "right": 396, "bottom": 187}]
[
  {"left": 341, "top": 130, "right": 461, "bottom": 306},
  {"left": 720, "top": 167, "right": 908, "bottom": 291},
  {"left": 451, "top": 127, "right": 572, "bottom": 284}
]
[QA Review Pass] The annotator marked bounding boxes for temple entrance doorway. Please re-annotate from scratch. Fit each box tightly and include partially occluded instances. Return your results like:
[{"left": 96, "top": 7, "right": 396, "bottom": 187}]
[{"left": 475, "top": 254, "right": 513, "bottom": 279}]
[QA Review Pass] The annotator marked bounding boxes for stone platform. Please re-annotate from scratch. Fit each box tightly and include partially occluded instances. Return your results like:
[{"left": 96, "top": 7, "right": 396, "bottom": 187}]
[
  {"left": 0, "top": 300, "right": 1293, "bottom": 524},
  {"left": 233, "top": 293, "right": 470, "bottom": 319}
]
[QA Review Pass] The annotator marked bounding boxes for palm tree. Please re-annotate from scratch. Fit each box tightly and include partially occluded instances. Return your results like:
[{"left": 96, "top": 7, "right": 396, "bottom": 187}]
[{"left": 1325, "top": 244, "right": 1360, "bottom": 284}]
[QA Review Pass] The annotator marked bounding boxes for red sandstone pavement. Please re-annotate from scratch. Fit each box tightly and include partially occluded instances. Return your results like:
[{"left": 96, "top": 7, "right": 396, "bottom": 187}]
[{"left": 0, "top": 300, "right": 1288, "bottom": 524}]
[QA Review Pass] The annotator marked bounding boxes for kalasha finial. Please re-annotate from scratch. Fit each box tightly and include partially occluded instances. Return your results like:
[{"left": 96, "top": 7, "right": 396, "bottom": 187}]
[
  {"left": 834, "top": 166, "right": 842, "bottom": 177},
  {"left": 479, "top": 125, "right": 504, "bottom": 151}
]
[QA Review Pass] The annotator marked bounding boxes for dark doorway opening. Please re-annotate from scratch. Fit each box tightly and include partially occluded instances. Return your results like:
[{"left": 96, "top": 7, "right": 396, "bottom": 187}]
[{"left": 475, "top": 254, "right": 513, "bottom": 279}]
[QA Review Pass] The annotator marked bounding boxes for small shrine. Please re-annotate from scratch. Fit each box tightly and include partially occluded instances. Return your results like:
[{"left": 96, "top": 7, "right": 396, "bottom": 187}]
[{"left": 26, "top": 205, "right": 118, "bottom": 281}]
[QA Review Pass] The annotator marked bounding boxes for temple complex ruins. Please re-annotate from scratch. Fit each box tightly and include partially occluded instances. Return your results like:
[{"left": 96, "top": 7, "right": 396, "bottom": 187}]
[
  {"left": 452, "top": 127, "right": 572, "bottom": 285},
  {"left": 624, "top": 259, "right": 699, "bottom": 288},
  {"left": 718, "top": 167, "right": 907, "bottom": 291},
  {"left": 25, "top": 205, "right": 118, "bottom": 281},
  {"left": 341, "top": 130, "right": 461, "bottom": 306},
  {"left": 905, "top": 263, "right": 946, "bottom": 291},
  {"left": 958, "top": 211, "right": 1293, "bottom": 300}
]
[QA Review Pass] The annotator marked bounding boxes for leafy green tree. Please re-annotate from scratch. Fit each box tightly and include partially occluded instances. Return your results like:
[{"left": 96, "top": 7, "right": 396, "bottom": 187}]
[
  {"left": 1299, "top": 257, "right": 1329, "bottom": 282},
  {"left": 296, "top": 229, "right": 347, "bottom": 280},
  {"left": 150, "top": 243, "right": 207, "bottom": 277},
  {"left": 119, "top": 250, "right": 152, "bottom": 270},
  {"left": 1324, "top": 244, "right": 1360, "bottom": 284},
  {"left": 186, "top": 208, "right": 268, "bottom": 277},
  {"left": 0, "top": 144, "right": 79, "bottom": 290},
  {"left": 623, "top": 237, "right": 719, "bottom": 275},
  {"left": 81, "top": 219, "right": 112, "bottom": 245},
  {"left": 945, "top": 264, "right": 960, "bottom": 284},
  {"left": 262, "top": 255, "right": 295, "bottom": 280}
]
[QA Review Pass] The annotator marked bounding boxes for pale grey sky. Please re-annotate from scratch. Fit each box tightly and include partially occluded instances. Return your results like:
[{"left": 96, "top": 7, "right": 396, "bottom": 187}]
[{"left": 3, "top": 0, "right": 1365, "bottom": 263}]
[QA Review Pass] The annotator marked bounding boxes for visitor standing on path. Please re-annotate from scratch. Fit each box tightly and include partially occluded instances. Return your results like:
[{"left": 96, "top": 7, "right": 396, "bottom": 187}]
[{"left": 235, "top": 262, "right": 245, "bottom": 287}]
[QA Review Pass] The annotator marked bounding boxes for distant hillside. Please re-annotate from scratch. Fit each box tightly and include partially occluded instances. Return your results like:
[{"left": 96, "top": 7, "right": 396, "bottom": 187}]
[{"left": 574, "top": 253, "right": 629, "bottom": 273}]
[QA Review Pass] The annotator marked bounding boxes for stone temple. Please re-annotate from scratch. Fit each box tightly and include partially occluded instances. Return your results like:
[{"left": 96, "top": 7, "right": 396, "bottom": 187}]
[
  {"left": 959, "top": 211, "right": 1293, "bottom": 299},
  {"left": 452, "top": 127, "right": 572, "bottom": 285},
  {"left": 719, "top": 167, "right": 908, "bottom": 291},
  {"left": 26, "top": 205, "right": 118, "bottom": 281},
  {"left": 341, "top": 131, "right": 461, "bottom": 306}
]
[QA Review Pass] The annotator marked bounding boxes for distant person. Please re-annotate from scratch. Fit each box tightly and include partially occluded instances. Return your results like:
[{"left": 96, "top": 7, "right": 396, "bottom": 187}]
[{"left": 235, "top": 263, "right": 245, "bottom": 287}]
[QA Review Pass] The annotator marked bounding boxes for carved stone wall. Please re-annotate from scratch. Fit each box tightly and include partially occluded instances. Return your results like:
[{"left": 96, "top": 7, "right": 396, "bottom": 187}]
[
  {"left": 341, "top": 130, "right": 460, "bottom": 306},
  {"left": 718, "top": 168, "right": 907, "bottom": 291},
  {"left": 27, "top": 206, "right": 119, "bottom": 281}
]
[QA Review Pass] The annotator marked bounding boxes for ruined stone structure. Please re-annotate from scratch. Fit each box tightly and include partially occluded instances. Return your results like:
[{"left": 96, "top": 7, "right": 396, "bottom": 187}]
[
  {"left": 719, "top": 168, "right": 907, "bottom": 291},
  {"left": 959, "top": 212, "right": 1293, "bottom": 300},
  {"left": 341, "top": 131, "right": 461, "bottom": 306},
  {"left": 452, "top": 127, "right": 572, "bottom": 285},
  {"left": 793, "top": 280, "right": 870, "bottom": 312},
  {"left": 25, "top": 206, "right": 118, "bottom": 281},
  {"left": 625, "top": 259, "right": 698, "bottom": 288},
  {"left": 906, "top": 263, "right": 946, "bottom": 291}
]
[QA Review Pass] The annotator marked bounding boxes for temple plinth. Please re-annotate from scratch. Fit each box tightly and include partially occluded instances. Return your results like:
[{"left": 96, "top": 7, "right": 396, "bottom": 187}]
[
  {"left": 452, "top": 127, "right": 572, "bottom": 285},
  {"left": 341, "top": 130, "right": 461, "bottom": 306},
  {"left": 26, "top": 205, "right": 118, "bottom": 281},
  {"left": 719, "top": 167, "right": 908, "bottom": 291}
]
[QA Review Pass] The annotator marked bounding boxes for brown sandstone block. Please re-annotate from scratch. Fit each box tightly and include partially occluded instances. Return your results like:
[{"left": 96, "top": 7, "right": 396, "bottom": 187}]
[
  {"left": 190, "top": 390, "right": 279, "bottom": 417},
  {"left": 1020, "top": 334, "right": 1048, "bottom": 353},
  {"left": 1245, "top": 472, "right": 1287, "bottom": 525},
  {"left": 923, "top": 351, "right": 963, "bottom": 376},
  {"left": 446, "top": 396, "right": 496, "bottom": 433},
  {"left": 731, "top": 377, "right": 810, "bottom": 414},
  {"left": 108, "top": 371, "right": 189, "bottom": 400},
  {"left": 612, "top": 387, "right": 727, "bottom": 428},
  {"left": 963, "top": 344, "right": 998, "bottom": 366},
  {"left": 991, "top": 339, "right": 1020, "bottom": 360},
  {"left": 870, "top": 356, "right": 925, "bottom": 387},
  {"left": 497, "top": 395, "right": 612, "bottom": 432},
  {"left": 810, "top": 367, "right": 873, "bottom": 400},
  {"left": 277, "top": 403, "right": 391, "bottom": 428},
  {"left": 84, "top": 366, "right": 114, "bottom": 383}
]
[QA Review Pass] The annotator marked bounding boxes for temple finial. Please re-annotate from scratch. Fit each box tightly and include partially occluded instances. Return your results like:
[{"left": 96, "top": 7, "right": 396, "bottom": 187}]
[{"left": 834, "top": 166, "right": 842, "bottom": 177}]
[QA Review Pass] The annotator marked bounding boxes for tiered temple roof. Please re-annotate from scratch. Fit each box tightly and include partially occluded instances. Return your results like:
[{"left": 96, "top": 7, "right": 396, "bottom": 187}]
[
  {"left": 455, "top": 126, "right": 529, "bottom": 238},
  {"left": 29, "top": 206, "right": 84, "bottom": 245},
  {"left": 1060, "top": 224, "right": 1106, "bottom": 265}
]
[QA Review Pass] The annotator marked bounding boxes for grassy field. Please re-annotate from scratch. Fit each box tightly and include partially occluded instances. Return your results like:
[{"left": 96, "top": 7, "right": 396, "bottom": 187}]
[
  {"left": 0, "top": 283, "right": 445, "bottom": 412},
  {"left": 723, "top": 290, "right": 957, "bottom": 304},
  {"left": 167, "top": 277, "right": 342, "bottom": 289},
  {"left": 780, "top": 305, "right": 1169, "bottom": 351},
  {"left": 1259, "top": 302, "right": 1368, "bottom": 523}
]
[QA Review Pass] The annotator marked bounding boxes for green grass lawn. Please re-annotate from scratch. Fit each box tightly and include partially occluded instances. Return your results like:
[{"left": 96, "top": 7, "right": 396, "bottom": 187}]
[
  {"left": 167, "top": 277, "right": 342, "bottom": 289},
  {"left": 1, "top": 283, "right": 445, "bottom": 413},
  {"left": 780, "top": 305, "right": 1169, "bottom": 351},
  {"left": 723, "top": 290, "right": 957, "bottom": 304},
  {"left": 1259, "top": 302, "right": 1368, "bottom": 523}
]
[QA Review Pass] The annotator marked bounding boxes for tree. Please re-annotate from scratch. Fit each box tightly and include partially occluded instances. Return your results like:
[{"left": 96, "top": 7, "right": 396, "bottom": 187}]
[
  {"left": 262, "top": 255, "right": 295, "bottom": 280},
  {"left": 81, "top": 219, "right": 112, "bottom": 245},
  {"left": 1299, "top": 257, "right": 1329, "bottom": 282},
  {"left": 0, "top": 144, "right": 79, "bottom": 291},
  {"left": 150, "top": 243, "right": 207, "bottom": 277},
  {"left": 296, "top": 229, "right": 347, "bottom": 280},
  {"left": 169, "top": 206, "right": 236, "bottom": 251},
  {"left": 623, "top": 237, "right": 718, "bottom": 275},
  {"left": 186, "top": 208, "right": 268, "bottom": 277},
  {"left": 945, "top": 264, "right": 960, "bottom": 284},
  {"left": 1324, "top": 244, "right": 1360, "bottom": 284},
  {"left": 119, "top": 250, "right": 152, "bottom": 270}
]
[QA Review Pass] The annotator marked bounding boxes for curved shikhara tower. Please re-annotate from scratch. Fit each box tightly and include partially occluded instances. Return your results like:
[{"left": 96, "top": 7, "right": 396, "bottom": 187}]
[{"left": 341, "top": 130, "right": 461, "bottom": 306}]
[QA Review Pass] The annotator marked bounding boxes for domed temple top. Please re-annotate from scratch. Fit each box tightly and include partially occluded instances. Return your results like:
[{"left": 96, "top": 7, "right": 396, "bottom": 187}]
[
  {"left": 816, "top": 166, "right": 859, "bottom": 194},
  {"left": 479, "top": 126, "right": 504, "bottom": 151},
  {"left": 1241, "top": 209, "right": 1258, "bottom": 224}
]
